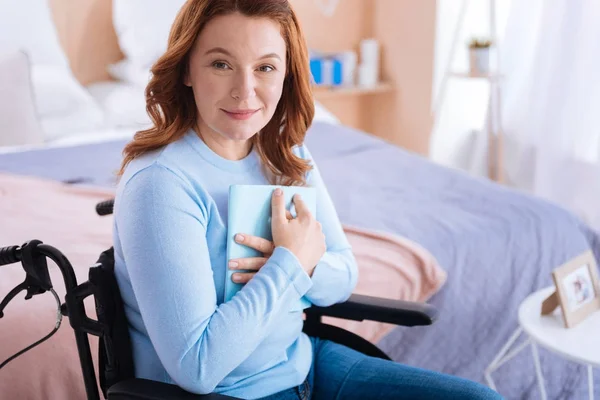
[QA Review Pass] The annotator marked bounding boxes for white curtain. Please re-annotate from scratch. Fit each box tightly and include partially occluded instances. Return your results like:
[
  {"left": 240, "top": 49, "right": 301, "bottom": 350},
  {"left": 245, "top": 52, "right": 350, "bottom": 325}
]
[
  {"left": 430, "top": 0, "right": 511, "bottom": 175},
  {"left": 501, "top": 0, "right": 600, "bottom": 228}
]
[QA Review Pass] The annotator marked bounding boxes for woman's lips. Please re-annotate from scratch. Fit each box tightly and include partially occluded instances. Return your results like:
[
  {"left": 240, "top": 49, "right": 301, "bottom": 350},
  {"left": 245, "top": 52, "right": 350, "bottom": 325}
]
[{"left": 222, "top": 109, "right": 259, "bottom": 120}]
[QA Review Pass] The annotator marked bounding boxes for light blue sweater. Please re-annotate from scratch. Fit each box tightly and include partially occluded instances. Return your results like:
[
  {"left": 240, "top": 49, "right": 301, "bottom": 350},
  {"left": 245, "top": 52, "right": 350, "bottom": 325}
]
[{"left": 112, "top": 130, "right": 358, "bottom": 399}]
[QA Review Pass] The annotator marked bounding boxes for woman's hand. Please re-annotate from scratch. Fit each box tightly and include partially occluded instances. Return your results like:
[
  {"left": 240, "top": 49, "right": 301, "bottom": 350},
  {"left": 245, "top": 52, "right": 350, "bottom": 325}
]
[
  {"left": 271, "top": 188, "right": 326, "bottom": 276},
  {"left": 229, "top": 234, "right": 274, "bottom": 284},
  {"left": 229, "top": 207, "right": 294, "bottom": 284}
]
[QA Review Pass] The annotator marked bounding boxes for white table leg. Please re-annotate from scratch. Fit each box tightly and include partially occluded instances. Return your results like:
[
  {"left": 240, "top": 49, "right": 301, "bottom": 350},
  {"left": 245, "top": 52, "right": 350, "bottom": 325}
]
[
  {"left": 531, "top": 341, "right": 547, "bottom": 400},
  {"left": 485, "top": 327, "right": 525, "bottom": 391},
  {"left": 588, "top": 365, "right": 594, "bottom": 400}
]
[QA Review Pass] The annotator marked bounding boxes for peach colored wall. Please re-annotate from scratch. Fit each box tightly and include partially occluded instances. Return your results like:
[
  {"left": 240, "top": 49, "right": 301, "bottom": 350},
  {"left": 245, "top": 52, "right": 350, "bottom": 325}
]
[
  {"left": 370, "top": 0, "right": 436, "bottom": 155},
  {"left": 50, "top": 0, "right": 123, "bottom": 84},
  {"left": 290, "top": 0, "right": 374, "bottom": 52},
  {"left": 291, "top": 0, "right": 436, "bottom": 155},
  {"left": 289, "top": 0, "right": 374, "bottom": 132}
]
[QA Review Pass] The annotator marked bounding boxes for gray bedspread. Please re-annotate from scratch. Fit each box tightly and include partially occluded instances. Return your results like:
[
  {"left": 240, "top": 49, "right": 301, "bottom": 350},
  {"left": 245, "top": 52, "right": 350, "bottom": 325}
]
[{"left": 1, "top": 122, "right": 598, "bottom": 399}]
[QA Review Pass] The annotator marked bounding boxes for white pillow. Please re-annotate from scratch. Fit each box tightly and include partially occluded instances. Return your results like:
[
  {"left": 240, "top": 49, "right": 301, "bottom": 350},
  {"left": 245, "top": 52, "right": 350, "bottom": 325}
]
[
  {"left": 107, "top": 59, "right": 153, "bottom": 87},
  {"left": 40, "top": 112, "right": 106, "bottom": 142},
  {"left": 86, "top": 81, "right": 152, "bottom": 130},
  {"left": 30, "top": 65, "right": 106, "bottom": 141},
  {"left": 314, "top": 101, "right": 340, "bottom": 125},
  {"left": 0, "top": 52, "right": 44, "bottom": 146},
  {"left": 113, "top": 0, "right": 187, "bottom": 71},
  {"left": 31, "top": 66, "right": 102, "bottom": 118},
  {"left": 0, "top": 0, "right": 68, "bottom": 67}
]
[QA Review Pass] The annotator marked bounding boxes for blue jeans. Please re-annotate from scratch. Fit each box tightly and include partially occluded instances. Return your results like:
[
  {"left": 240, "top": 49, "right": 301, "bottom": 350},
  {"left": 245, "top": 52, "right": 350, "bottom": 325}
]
[{"left": 258, "top": 336, "right": 503, "bottom": 400}]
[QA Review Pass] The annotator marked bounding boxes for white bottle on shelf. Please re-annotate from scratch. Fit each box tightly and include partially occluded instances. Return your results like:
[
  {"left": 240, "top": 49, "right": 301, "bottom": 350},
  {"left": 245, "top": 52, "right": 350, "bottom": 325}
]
[
  {"left": 337, "top": 51, "right": 357, "bottom": 86},
  {"left": 358, "top": 38, "right": 379, "bottom": 87}
]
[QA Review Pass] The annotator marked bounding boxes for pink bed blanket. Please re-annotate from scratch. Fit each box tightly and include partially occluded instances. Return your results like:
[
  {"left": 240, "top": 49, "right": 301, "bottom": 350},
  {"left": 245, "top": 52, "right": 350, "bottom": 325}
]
[{"left": 0, "top": 173, "right": 445, "bottom": 399}]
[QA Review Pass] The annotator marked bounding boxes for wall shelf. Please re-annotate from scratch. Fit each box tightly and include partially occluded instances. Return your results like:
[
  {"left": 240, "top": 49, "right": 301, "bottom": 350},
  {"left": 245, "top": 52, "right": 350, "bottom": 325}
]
[
  {"left": 312, "top": 82, "right": 394, "bottom": 100},
  {"left": 449, "top": 71, "right": 503, "bottom": 81}
]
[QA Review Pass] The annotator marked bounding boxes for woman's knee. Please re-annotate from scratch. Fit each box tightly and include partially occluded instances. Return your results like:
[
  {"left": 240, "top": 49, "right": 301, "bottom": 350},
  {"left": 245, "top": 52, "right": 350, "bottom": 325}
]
[
  {"left": 313, "top": 341, "right": 505, "bottom": 399},
  {"left": 353, "top": 358, "right": 504, "bottom": 400}
]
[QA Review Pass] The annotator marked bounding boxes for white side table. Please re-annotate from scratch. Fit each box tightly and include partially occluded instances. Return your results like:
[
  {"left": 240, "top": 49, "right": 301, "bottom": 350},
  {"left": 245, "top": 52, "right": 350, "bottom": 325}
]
[{"left": 485, "top": 287, "right": 600, "bottom": 399}]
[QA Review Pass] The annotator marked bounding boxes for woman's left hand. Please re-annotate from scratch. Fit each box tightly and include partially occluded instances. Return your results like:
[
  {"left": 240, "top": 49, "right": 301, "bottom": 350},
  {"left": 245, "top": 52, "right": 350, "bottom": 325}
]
[{"left": 230, "top": 211, "right": 293, "bottom": 284}]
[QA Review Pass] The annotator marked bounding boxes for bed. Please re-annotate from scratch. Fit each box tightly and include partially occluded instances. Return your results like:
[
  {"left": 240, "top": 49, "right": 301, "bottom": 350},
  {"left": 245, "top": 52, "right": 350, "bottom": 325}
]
[{"left": 1, "top": 120, "right": 600, "bottom": 399}]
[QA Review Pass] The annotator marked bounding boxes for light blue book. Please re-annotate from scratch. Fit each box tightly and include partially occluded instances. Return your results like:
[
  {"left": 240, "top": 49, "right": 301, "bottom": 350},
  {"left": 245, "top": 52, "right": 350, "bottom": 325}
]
[{"left": 225, "top": 184, "right": 314, "bottom": 310}]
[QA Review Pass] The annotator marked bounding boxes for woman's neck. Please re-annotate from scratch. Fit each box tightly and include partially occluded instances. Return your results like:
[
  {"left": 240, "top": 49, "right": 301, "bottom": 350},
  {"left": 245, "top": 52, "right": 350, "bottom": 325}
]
[{"left": 194, "top": 124, "right": 253, "bottom": 161}]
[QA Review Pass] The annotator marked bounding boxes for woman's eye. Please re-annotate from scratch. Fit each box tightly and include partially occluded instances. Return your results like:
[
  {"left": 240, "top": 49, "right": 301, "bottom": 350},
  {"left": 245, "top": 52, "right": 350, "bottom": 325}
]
[
  {"left": 258, "top": 65, "right": 275, "bottom": 73},
  {"left": 212, "top": 61, "right": 230, "bottom": 70}
]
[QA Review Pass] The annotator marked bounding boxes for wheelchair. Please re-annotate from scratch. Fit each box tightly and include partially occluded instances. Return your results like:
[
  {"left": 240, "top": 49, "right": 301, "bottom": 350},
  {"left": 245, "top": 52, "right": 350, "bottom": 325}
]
[{"left": 0, "top": 199, "right": 438, "bottom": 400}]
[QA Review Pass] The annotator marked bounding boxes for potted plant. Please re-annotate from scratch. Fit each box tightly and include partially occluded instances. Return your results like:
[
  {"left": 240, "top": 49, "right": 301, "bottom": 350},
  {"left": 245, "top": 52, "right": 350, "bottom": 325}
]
[{"left": 468, "top": 37, "right": 492, "bottom": 75}]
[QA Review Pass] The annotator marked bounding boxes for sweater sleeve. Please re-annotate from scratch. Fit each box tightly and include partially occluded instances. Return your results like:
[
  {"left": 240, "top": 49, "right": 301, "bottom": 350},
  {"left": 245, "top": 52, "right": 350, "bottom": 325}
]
[
  {"left": 300, "top": 146, "right": 359, "bottom": 306},
  {"left": 115, "top": 163, "right": 312, "bottom": 394}
]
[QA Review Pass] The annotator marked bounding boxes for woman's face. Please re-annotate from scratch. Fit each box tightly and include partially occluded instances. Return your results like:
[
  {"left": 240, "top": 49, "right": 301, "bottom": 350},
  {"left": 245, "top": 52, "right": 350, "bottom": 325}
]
[{"left": 185, "top": 13, "right": 287, "bottom": 142}]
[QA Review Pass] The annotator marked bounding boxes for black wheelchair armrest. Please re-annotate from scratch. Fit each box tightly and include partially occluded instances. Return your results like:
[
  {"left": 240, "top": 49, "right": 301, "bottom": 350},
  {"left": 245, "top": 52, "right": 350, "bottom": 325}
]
[
  {"left": 308, "top": 294, "right": 438, "bottom": 327},
  {"left": 108, "top": 378, "right": 240, "bottom": 400}
]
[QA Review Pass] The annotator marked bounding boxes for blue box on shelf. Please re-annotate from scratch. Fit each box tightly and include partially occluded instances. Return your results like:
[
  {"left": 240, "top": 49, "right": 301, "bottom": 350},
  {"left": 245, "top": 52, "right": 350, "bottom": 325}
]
[{"left": 310, "top": 56, "right": 342, "bottom": 86}]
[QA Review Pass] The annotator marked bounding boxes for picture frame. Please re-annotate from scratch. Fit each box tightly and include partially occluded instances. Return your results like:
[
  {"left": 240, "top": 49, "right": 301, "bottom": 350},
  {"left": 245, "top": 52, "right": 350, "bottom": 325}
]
[{"left": 543, "top": 250, "right": 600, "bottom": 328}]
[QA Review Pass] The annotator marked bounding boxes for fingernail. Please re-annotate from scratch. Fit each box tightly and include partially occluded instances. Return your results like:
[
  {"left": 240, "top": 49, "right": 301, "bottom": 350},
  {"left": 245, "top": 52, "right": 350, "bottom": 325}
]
[
  {"left": 229, "top": 261, "right": 238, "bottom": 269},
  {"left": 235, "top": 234, "right": 244, "bottom": 242},
  {"left": 295, "top": 194, "right": 302, "bottom": 200},
  {"left": 274, "top": 188, "right": 282, "bottom": 196},
  {"left": 232, "top": 274, "right": 240, "bottom": 282}
]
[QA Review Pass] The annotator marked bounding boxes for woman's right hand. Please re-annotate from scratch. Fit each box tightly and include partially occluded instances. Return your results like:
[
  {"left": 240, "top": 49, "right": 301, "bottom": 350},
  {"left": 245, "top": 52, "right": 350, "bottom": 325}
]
[{"left": 271, "top": 188, "right": 326, "bottom": 276}]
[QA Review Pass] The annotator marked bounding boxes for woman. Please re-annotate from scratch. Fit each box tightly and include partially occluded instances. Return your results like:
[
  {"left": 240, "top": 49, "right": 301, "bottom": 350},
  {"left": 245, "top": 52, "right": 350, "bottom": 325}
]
[{"left": 113, "top": 0, "right": 503, "bottom": 399}]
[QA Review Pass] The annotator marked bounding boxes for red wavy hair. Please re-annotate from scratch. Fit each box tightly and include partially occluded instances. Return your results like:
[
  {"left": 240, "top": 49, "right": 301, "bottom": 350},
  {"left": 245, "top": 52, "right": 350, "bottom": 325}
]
[{"left": 118, "top": 0, "right": 315, "bottom": 186}]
